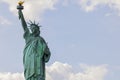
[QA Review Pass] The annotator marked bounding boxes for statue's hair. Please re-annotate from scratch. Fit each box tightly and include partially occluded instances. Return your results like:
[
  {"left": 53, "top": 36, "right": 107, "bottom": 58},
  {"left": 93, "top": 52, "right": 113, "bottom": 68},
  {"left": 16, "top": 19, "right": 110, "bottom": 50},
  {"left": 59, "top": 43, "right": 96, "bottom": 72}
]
[{"left": 27, "top": 20, "right": 41, "bottom": 29}]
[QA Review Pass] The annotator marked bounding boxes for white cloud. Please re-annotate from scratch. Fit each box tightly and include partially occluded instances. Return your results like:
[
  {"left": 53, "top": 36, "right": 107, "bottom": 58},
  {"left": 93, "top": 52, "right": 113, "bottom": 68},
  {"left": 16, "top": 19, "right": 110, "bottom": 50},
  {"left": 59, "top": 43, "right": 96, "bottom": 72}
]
[
  {"left": 77, "top": 64, "right": 108, "bottom": 80},
  {"left": 0, "top": 62, "right": 108, "bottom": 80},
  {"left": 78, "top": 0, "right": 120, "bottom": 15},
  {"left": 78, "top": 0, "right": 109, "bottom": 12},
  {"left": 0, "top": 72, "right": 24, "bottom": 80},
  {"left": 47, "top": 62, "right": 108, "bottom": 80},
  {"left": 0, "top": 0, "right": 58, "bottom": 21},
  {"left": 0, "top": 16, "right": 11, "bottom": 25}
]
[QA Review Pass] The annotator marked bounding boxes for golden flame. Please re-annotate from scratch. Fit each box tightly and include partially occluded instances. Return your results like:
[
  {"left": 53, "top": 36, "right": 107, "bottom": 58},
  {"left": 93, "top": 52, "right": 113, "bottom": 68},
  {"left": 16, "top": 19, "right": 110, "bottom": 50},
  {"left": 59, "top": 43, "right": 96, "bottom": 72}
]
[{"left": 18, "top": 1, "right": 24, "bottom": 5}]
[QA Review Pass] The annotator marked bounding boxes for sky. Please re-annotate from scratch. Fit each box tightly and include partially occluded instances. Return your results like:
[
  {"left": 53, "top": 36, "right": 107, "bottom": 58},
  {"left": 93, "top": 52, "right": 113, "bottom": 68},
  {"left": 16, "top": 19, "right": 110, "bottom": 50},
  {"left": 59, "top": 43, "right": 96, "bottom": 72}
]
[{"left": 0, "top": 0, "right": 120, "bottom": 80}]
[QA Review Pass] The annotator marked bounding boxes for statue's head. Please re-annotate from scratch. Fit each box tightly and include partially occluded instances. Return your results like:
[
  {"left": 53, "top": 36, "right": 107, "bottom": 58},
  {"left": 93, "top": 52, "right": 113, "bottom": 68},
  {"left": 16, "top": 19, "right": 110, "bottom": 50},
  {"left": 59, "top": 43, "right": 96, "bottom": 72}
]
[{"left": 28, "top": 21, "right": 41, "bottom": 37}]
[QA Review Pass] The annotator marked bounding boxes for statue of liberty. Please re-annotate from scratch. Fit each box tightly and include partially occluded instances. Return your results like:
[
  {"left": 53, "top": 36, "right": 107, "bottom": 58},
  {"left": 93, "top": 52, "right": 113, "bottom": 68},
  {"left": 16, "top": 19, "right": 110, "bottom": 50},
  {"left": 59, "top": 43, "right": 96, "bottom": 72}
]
[{"left": 17, "top": 1, "right": 51, "bottom": 80}]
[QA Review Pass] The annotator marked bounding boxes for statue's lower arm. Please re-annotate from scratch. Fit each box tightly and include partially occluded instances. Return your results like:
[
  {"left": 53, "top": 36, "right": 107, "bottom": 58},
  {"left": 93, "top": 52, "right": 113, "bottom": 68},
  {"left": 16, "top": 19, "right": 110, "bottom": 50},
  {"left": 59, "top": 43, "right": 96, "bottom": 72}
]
[{"left": 17, "top": 3, "right": 28, "bottom": 32}]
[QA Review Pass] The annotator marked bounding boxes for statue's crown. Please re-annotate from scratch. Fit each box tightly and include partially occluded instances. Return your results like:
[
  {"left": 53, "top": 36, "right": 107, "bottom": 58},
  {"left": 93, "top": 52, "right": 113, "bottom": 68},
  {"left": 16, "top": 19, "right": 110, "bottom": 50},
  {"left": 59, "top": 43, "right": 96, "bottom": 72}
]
[{"left": 28, "top": 20, "right": 41, "bottom": 29}]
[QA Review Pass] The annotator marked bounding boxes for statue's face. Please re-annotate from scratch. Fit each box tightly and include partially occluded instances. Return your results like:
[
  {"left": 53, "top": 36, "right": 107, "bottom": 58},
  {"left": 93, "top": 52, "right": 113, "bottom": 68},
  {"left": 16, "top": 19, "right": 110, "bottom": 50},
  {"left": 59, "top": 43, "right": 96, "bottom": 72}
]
[{"left": 30, "top": 25, "right": 40, "bottom": 36}]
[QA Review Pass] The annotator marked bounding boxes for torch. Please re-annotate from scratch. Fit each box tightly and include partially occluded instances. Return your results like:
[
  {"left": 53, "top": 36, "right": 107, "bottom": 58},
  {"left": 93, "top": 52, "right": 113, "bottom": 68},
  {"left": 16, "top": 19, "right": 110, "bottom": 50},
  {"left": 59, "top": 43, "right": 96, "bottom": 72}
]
[{"left": 17, "top": 0, "right": 25, "bottom": 10}]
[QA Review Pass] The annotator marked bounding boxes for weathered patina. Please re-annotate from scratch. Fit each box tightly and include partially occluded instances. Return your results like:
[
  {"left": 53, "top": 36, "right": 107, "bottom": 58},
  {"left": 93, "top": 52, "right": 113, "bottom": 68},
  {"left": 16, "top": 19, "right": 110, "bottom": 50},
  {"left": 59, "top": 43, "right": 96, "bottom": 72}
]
[{"left": 17, "top": 2, "right": 51, "bottom": 80}]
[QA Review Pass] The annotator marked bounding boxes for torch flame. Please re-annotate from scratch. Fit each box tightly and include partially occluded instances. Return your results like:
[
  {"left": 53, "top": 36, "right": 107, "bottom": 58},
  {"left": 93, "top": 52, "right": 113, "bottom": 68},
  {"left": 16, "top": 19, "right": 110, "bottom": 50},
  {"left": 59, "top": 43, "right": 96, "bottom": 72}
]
[{"left": 18, "top": 1, "right": 24, "bottom": 5}]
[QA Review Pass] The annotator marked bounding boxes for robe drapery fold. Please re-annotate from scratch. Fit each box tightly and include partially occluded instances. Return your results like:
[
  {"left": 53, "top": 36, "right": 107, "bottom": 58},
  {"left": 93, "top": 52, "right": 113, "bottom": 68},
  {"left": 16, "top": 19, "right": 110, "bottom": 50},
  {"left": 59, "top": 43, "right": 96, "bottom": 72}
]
[{"left": 23, "top": 30, "right": 51, "bottom": 80}]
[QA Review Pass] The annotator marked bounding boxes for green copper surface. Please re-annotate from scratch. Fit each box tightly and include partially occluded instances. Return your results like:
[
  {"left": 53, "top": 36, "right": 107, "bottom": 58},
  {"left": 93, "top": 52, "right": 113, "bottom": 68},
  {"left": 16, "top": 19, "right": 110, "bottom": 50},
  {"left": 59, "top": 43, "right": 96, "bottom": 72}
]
[{"left": 17, "top": 8, "right": 51, "bottom": 80}]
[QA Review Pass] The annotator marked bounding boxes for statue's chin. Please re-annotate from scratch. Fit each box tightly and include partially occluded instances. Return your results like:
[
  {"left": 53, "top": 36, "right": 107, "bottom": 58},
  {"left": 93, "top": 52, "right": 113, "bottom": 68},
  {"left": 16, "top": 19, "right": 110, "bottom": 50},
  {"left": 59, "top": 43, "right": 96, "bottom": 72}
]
[{"left": 31, "top": 32, "right": 40, "bottom": 37}]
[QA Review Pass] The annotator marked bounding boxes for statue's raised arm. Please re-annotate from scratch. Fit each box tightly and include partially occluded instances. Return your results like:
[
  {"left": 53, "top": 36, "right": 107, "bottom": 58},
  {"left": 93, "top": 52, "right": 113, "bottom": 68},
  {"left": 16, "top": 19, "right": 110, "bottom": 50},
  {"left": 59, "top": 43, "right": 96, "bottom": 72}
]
[
  {"left": 17, "top": 1, "right": 28, "bottom": 32},
  {"left": 18, "top": 10, "right": 28, "bottom": 31}
]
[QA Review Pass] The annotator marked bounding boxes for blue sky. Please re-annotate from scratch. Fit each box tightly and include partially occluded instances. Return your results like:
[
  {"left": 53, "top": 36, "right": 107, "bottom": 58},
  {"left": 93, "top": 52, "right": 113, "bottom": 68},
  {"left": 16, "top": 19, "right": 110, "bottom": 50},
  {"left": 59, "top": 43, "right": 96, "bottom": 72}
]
[{"left": 0, "top": 0, "right": 120, "bottom": 80}]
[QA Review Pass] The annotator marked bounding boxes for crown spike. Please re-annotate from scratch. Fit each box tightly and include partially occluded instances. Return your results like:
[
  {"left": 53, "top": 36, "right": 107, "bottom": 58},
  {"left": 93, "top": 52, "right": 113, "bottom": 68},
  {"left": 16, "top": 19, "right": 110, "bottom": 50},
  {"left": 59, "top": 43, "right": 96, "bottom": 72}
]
[
  {"left": 34, "top": 20, "right": 36, "bottom": 24},
  {"left": 29, "top": 20, "right": 33, "bottom": 24}
]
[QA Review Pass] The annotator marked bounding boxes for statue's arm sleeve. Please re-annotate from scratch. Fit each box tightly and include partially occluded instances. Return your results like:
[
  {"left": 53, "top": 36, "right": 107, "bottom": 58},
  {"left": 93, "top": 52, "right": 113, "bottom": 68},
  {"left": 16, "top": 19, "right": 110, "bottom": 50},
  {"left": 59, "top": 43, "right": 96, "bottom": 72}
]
[
  {"left": 44, "top": 41, "right": 51, "bottom": 63},
  {"left": 38, "top": 37, "right": 51, "bottom": 62},
  {"left": 18, "top": 10, "right": 29, "bottom": 32},
  {"left": 44, "top": 46, "right": 51, "bottom": 63}
]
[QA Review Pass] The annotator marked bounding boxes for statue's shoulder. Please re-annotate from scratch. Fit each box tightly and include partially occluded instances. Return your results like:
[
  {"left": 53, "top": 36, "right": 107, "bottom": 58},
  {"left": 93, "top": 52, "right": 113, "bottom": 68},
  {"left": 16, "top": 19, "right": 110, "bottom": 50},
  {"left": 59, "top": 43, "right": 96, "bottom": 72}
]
[{"left": 39, "top": 36, "right": 46, "bottom": 43}]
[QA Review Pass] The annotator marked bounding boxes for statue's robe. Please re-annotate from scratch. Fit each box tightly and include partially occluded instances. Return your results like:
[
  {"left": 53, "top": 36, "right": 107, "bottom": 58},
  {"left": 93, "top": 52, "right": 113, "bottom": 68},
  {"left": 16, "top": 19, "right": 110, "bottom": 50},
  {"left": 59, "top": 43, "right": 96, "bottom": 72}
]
[{"left": 23, "top": 29, "right": 51, "bottom": 80}]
